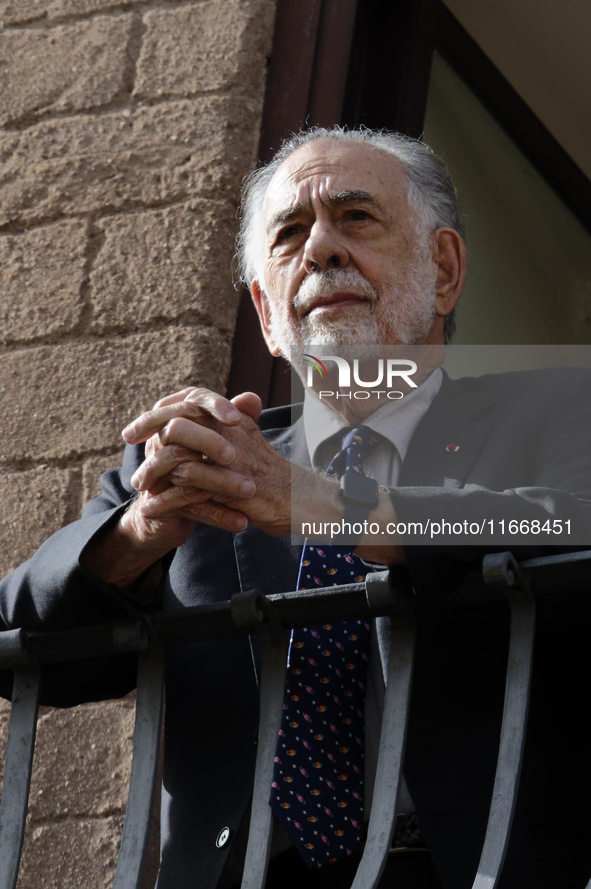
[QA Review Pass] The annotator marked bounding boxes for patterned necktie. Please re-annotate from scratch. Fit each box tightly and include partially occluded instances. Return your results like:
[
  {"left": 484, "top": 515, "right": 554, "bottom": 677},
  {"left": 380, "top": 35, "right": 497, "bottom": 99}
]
[{"left": 270, "top": 427, "right": 378, "bottom": 868}]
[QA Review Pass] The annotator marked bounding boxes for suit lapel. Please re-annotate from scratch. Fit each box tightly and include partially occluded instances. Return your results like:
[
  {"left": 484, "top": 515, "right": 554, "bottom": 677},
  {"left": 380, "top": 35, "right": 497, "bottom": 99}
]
[
  {"left": 232, "top": 411, "right": 307, "bottom": 596},
  {"left": 400, "top": 373, "right": 497, "bottom": 488},
  {"left": 233, "top": 527, "right": 301, "bottom": 598},
  {"left": 233, "top": 412, "right": 307, "bottom": 680},
  {"left": 265, "top": 411, "right": 309, "bottom": 467}
]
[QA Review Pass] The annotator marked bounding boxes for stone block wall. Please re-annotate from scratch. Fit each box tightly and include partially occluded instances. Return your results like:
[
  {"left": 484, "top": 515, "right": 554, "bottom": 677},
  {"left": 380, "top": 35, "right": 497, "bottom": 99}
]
[{"left": 0, "top": 0, "right": 276, "bottom": 885}]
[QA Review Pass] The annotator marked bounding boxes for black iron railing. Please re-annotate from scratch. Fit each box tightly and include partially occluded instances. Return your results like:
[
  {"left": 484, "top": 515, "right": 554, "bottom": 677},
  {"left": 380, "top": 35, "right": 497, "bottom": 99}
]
[{"left": 0, "top": 550, "right": 590, "bottom": 889}]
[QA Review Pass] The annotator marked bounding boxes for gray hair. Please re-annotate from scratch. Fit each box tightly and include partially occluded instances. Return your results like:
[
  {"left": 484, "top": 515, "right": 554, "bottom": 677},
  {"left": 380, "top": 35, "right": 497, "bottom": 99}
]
[{"left": 236, "top": 126, "right": 463, "bottom": 341}]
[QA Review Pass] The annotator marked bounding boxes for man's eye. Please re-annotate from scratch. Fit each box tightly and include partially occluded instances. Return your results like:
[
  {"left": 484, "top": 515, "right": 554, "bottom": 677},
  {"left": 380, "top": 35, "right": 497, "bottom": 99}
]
[
  {"left": 277, "top": 225, "right": 302, "bottom": 241},
  {"left": 349, "top": 210, "right": 371, "bottom": 221}
]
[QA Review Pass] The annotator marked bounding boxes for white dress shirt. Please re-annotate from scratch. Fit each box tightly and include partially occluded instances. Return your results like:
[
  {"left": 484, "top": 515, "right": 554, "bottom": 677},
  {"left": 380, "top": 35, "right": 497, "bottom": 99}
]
[{"left": 303, "top": 368, "right": 443, "bottom": 483}]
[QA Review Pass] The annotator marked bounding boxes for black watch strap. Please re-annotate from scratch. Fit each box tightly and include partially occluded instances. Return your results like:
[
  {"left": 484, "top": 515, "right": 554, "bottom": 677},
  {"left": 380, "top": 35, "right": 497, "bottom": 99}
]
[{"left": 335, "top": 472, "right": 379, "bottom": 547}]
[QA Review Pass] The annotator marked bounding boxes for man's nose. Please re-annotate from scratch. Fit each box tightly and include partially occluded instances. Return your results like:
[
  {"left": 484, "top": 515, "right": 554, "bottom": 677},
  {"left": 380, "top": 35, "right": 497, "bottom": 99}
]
[{"left": 303, "top": 222, "right": 349, "bottom": 274}]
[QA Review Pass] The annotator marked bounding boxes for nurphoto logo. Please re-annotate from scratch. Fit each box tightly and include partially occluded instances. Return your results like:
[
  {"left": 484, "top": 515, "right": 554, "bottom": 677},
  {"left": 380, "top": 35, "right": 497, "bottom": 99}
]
[{"left": 302, "top": 352, "right": 418, "bottom": 401}]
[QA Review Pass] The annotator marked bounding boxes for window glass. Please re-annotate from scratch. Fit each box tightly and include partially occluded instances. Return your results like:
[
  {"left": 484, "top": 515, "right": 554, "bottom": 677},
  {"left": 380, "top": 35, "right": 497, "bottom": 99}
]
[{"left": 423, "top": 51, "right": 591, "bottom": 344}]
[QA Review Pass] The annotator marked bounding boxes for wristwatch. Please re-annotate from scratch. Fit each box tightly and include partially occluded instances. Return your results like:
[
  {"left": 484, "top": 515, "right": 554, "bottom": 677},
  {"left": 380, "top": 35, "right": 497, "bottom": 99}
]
[{"left": 335, "top": 472, "right": 379, "bottom": 547}]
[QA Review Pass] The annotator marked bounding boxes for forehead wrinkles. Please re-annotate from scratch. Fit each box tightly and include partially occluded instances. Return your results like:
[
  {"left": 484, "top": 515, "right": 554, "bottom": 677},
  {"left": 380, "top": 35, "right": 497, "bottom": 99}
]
[
  {"left": 263, "top": 146, "right": 410, "bottom": 230},
  {"left": 264, "top": 159, "right": 345, "bottom": 224}
]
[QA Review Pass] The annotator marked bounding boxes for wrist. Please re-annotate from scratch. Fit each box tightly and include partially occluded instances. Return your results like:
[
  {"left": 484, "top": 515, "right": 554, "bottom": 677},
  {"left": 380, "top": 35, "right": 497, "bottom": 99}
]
[
  {"left": 290, "top": 467, "right": 345, "bottom": 541},
  {"left": 335, "top": 472, "right": 379, "bottom": 546},
  {"left": 80, "top": 498, "right": 181, "bottom": 588},
  {"left": 355, "top": 489, "right": 406, "bottom": 564}
]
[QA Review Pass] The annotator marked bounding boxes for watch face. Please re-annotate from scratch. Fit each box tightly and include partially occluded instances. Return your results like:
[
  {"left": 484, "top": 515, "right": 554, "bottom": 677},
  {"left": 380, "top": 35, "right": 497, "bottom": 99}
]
[{"left": 341, "top": 473, "right": 379, "bottom": 507}]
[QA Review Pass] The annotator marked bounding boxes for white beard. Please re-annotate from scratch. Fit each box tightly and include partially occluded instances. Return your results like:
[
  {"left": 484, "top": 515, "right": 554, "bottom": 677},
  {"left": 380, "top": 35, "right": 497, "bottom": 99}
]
[{"left": 268, "top": 242, "right": 437, "bottom": 353}]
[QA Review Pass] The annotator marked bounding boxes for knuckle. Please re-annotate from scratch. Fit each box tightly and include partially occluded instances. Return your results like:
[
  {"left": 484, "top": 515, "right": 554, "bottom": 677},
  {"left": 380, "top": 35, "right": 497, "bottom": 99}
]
[
  {"left": 182, "top": 401, "right": 207, "bottom": 421},
  {"left": 165, "top": 417, "right": 185, "bottom": 439},
  {"left": 169, "top": 463, "right": 191, "bottom": 484},
  {"left": 182, "top": 400, "right": 219, "bottom": 429},
  {"left": 164, "top": 484, "right": 194, "bottom": 505},
  {"left": 167, "top": 443, "right": 191, "bottom": 461},
  {"left": 184, "top": 387, "right": 210, "bottom": 404},
  {"left": 201, "top": 502, "right": 222, "bottom": 521},
  {"left": 157, "top": 428, "right": 168, "bottom": 447},
  {"left": 178, "top": 484, "right": 203, "bottom": 502}
]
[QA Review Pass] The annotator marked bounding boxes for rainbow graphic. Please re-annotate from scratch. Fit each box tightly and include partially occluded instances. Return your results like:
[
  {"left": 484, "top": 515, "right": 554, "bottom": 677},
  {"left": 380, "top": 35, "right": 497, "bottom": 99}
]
[{"left": 302, "top": 354, "right": 328, "bottom": 377}]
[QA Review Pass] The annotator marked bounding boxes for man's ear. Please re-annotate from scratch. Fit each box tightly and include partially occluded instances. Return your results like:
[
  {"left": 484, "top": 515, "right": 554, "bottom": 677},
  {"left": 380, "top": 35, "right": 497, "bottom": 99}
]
[
  {"left": 250, "top": 279, "right": 282, "bottom": 356},
  {"left": 431, "top": 228, "right": 466, "bottom": 319}
]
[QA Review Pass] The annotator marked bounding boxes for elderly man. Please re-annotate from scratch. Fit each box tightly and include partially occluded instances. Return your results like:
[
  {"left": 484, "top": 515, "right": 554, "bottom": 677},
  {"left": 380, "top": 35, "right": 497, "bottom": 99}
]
[{"left": 2, "top": 127, "right": 591, "bottom": 889}]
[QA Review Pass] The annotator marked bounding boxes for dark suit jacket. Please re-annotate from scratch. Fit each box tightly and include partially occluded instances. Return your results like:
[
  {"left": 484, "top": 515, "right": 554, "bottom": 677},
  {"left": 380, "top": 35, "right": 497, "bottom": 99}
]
[{"left": 2, "top": 368, "right": 591, "bottom": 889}]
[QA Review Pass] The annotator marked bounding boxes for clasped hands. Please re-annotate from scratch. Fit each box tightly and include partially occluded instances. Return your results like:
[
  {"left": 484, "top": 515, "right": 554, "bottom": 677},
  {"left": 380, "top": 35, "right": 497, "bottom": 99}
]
[
  {"left": 82, "top": 386, "right": 403, "bottom": 588},
  {"left": 122, "top": 385, "right": 404, "bottom": 561},
  {"left": 122, "top": 386, "right": 305, "bottom": 545}
]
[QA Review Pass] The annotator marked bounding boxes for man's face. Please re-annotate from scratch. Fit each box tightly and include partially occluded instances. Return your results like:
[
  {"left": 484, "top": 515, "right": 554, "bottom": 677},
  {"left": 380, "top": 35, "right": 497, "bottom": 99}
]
[{"left": 251, "top": 139, "right": 441, "bottom": 354}]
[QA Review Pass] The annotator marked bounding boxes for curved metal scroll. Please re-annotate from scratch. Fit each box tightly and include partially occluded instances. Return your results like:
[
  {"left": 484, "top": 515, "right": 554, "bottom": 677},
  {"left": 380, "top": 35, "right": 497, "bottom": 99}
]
[
  {"left": 472, "top": 554, "right": 536, "bottom": 889},
  {"left": 350, "top": 595, "right": 417, "bottom": 889},
  {"left": 0, "top": 666, "right": 41, "bottom": 889},
  {"left": 112, "top": 647, "right": 164, "bottom": 889}
]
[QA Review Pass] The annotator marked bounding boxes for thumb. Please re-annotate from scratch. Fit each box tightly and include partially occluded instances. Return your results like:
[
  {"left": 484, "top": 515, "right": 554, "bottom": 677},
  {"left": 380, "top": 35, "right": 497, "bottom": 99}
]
[{"left": 231, "top": 391, "right": 263, "bottom": 422}]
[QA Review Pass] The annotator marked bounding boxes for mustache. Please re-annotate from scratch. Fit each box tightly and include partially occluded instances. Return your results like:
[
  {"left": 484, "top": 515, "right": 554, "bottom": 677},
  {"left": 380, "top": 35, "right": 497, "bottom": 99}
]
[{"left": 293, "top": 268, "right": 379, "bottom": 314}]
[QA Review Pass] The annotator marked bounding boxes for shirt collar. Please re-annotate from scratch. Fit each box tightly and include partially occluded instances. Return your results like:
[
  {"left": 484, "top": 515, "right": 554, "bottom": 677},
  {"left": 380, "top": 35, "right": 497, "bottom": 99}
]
[{"left": 303, "top": 367, "right": 443, "bottom": 469}]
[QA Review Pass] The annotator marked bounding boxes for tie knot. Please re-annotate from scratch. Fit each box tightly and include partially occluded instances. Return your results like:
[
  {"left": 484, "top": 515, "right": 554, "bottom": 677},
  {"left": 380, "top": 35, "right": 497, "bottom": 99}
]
[
  {"left": 326, "top": 426, "right": 379, "bottom": 479},
  {"left": 340, "top": 425, "right": 378, "bottom": 456}
]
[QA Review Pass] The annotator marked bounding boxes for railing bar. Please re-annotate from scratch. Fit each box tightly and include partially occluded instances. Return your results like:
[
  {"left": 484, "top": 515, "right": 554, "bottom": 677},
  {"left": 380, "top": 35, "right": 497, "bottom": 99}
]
[
  {"left": 350, "top": 599, "right": 417, "bottom": 889},
  {"left": 112, "top": 647, "right": 164, "bottom": 889},
  {"left": 12, "top": 585, "right": 371, "bottom": 670},
  {"left": 5, "top": 551, "right": 591, "bottom": 669},
  {"left": 240, "top": 628, "right": 289, "bottom": 889},
  {"left": 0, "top": 667, "right": 41, "bottom": 889},
  {"left": 471, "top": 589, "right": 536, "bottom": 889}
]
